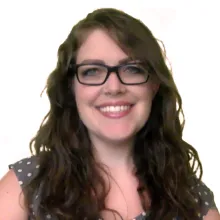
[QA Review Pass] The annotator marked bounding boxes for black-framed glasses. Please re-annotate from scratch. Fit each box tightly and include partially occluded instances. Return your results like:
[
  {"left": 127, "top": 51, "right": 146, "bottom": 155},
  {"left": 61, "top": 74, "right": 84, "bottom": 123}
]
[{"left": 69, "top": 62, "right": 150, "bottom": 86}]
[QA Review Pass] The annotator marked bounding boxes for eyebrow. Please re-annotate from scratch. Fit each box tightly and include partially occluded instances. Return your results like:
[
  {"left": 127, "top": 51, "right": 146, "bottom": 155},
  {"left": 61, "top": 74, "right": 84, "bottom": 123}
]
[{"left": 78, "top": 57, "right": 138, "bottom": 65}]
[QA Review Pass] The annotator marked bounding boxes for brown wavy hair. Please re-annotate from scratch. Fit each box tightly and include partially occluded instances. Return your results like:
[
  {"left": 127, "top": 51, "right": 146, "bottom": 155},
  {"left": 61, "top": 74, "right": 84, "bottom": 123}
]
[{"left": 23, "top": 8, "right": 203, "bottom": 220}]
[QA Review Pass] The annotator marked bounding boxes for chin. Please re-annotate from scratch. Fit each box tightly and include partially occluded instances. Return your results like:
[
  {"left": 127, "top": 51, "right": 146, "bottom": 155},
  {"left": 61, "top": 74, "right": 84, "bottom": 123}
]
[{"left": 101, "top": 131, "right": 135, "bottom": 144}]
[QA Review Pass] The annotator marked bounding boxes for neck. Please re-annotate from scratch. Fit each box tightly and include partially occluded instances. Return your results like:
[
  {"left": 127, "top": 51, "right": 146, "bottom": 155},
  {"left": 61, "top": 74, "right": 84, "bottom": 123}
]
[{"left": 91, "top": 135, "right": 135, "bottom": 172}]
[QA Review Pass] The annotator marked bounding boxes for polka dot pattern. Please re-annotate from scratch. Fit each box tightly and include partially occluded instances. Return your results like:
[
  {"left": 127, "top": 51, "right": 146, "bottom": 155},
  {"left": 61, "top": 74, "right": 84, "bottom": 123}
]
[{"left": 8, "top": 156, "right": 218, "bottom": 220}]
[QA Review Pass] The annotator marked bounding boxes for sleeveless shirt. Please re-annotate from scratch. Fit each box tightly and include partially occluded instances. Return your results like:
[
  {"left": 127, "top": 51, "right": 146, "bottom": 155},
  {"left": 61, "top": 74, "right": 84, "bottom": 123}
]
[{"left": 9, "top": 156, "right": 218, "bottom": 220}]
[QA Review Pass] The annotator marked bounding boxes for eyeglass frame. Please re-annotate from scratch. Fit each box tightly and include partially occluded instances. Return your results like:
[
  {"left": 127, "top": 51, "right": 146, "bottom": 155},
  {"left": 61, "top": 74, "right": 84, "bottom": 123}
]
[{"left": 68, "top": 62, "right": 151, "bottom": 86}]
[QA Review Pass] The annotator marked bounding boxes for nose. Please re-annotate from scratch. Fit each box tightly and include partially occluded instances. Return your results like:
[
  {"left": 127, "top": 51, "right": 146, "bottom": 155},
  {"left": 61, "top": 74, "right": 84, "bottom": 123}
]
[{"left": 103, "top": 72, "right": 126, "bottom": 95}]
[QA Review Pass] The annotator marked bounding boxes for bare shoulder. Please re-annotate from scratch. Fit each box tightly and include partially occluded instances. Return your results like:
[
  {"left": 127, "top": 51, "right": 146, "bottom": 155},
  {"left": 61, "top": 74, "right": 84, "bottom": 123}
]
[
  {"left": 204, "top": 209, "right": 220, "bottom": 220},
  {"left": 0, "top": 169, "right": 28, "bottom": 220}
]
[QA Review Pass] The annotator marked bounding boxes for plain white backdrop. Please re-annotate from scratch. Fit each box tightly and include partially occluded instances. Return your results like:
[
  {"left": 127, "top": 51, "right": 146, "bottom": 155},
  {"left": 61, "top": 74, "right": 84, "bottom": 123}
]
[{"left": 0, "top": 0, "right": 219, "bottom": 209}]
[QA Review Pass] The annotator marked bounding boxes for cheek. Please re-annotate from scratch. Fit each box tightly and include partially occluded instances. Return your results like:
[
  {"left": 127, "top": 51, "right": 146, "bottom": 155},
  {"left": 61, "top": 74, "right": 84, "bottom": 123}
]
[
  {"left": 73, "top": 82, "right": 100, "bottom": 113},
  {"left": 135, "top": 86, "right": 154, "bottom": 120},
  {"left": 137, "top": 85, "right": 155, "bottom": 103},
  {"left": 74, "top": 86, "right": 91, "bottom": 125}
]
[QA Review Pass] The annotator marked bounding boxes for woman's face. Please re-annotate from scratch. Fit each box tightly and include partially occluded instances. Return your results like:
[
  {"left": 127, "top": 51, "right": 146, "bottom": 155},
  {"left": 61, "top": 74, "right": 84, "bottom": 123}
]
[{"left": 74, "top": 29, "right": 158, "bottom": 145}]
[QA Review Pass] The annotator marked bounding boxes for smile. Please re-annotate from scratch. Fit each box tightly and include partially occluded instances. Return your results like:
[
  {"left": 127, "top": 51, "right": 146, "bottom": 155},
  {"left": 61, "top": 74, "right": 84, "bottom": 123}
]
[
  {"left": 96, "top": 104, "right": 133, "bottom": 119},
  {"left": 99, "top": 105, "right": 131, "bottom": 113}
]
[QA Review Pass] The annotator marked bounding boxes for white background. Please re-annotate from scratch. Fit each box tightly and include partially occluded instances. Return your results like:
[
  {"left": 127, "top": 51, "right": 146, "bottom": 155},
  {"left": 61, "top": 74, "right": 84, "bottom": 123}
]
[{"left": 0, "top": 1, "right": 219, "bottom": 209}]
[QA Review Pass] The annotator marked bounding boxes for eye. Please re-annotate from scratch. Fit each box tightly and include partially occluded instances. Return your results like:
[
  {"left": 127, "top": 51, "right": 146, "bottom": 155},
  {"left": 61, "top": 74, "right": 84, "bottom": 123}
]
[
  {"left": 82, "top": 68, "right": 99, "bottom": 76},
  {"left": 80, "top": 67, "right": 100, "bottom": 77},
  {"left": 123, "top": 65, "right": 146, "bottom": 74}
]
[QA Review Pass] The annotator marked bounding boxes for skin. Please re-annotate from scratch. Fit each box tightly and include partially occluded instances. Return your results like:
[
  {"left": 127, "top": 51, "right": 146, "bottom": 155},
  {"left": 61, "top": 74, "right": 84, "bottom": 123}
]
[
  {"left": 74, "top": 29, "right": 158, "bottom": 170},
  {"left": 73, "top": 29, "right": 220, "bottom": 219},
  {"left": 73, "top": 29, "right": 159, "bottom": 219},
  {"left": 0, "top": 28, "right": 219, "bottom": 220}
]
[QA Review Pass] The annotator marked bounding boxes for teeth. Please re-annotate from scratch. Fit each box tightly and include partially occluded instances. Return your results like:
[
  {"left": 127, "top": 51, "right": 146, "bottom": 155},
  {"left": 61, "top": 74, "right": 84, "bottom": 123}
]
[{"left": 99, "top": 105, "right": 130, "bottom": 113}]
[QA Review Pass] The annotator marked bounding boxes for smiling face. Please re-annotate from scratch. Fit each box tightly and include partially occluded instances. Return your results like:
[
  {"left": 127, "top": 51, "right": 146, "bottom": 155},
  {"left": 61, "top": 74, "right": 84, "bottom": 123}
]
[{"left": 73, "top": 29, "right": 158, "bottom": 146}]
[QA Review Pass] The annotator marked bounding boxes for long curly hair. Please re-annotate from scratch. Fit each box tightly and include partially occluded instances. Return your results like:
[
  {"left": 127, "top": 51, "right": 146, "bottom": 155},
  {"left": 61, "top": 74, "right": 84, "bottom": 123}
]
[{"left": 23, "top": 8, "right": 203, "bottom": 220}]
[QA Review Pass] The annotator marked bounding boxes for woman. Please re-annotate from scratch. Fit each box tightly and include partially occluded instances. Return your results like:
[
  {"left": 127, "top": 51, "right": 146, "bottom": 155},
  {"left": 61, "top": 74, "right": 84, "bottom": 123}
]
[{"left": 0, "top": 8, "right": 219, "bottom": 220}]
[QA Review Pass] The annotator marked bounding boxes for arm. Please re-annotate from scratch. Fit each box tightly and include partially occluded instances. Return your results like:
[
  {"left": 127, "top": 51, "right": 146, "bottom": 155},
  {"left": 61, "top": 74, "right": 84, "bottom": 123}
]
[
  {"left": 204, "top": 209, "right": 220, "bottom": 220},
  {"left": 193, "top": 179, "right": 219, "bottom": 220},
  {"left": 0, "top": 170, "right": 28, "bottom": 220}
]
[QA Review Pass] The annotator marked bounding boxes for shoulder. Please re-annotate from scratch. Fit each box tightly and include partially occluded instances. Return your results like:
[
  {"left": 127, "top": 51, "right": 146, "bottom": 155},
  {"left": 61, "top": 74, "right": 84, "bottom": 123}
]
[
  {"left": 192, "top": 179, "right": 219, "bottom": 219},
  {"left": 0, "top": 156, "right": 39, "bottom": 219},
  {"left": 8, "top": 156, "right": 40, "bottom": 187}
]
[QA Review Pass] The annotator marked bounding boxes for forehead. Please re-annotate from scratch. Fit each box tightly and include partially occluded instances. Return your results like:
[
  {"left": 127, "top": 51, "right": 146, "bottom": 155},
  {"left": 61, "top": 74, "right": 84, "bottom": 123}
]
[{"left": 76, "top": 29, "right": 128, "bottom": 65}]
